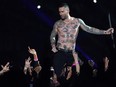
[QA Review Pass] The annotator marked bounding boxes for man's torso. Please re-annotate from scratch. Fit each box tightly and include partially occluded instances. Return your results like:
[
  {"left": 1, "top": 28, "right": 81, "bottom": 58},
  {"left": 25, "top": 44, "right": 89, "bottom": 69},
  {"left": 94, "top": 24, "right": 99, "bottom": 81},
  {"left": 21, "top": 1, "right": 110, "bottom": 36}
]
[{"left": 56, "top": 17, "right": 80, "bottom": 50}]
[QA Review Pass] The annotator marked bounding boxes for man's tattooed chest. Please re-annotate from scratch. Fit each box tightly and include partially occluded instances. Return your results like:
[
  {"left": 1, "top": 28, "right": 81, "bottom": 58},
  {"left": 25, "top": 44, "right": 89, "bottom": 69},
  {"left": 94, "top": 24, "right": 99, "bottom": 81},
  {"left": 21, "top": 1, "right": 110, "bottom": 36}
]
[{"left": 58, "top": 22, "right": 78, "bottom": 38}]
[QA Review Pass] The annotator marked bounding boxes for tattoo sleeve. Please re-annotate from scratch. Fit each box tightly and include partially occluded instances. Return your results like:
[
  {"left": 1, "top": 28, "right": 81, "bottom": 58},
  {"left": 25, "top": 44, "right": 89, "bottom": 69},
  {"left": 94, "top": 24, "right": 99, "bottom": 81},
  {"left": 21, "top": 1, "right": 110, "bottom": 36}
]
[
  {"left": 50, "top": 22, "right": 58, "bottom": 47},
  {"left": 78, "top": 18, "right": 105, "bottom": 34}
]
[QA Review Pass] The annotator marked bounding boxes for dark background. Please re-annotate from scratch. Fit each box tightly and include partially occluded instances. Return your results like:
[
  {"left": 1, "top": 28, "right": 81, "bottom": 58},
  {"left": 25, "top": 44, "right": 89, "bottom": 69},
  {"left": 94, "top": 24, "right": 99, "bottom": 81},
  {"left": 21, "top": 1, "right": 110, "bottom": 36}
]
[{"left": 0, "top": 0, "right": 116, "bottom": 87}]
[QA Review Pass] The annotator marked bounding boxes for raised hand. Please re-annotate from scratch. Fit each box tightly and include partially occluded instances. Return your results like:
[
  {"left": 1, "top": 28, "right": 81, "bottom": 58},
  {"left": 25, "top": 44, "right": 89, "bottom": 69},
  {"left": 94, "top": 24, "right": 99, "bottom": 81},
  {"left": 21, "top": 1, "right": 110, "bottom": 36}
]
[
  {"left": 24, "top": 57, "right": 33, "bottom": 75},
  {"left": 104, "top": 57, "right": 109, "bottom": 71},
  {"left": 24, "top": 57, "right": 32, "bottom": 69},
  {"left": 0, "top": 62, "right": 10, "bottom": 75},
  {"left": 28, "top": 46, "right": 37, "bottom": 55}
]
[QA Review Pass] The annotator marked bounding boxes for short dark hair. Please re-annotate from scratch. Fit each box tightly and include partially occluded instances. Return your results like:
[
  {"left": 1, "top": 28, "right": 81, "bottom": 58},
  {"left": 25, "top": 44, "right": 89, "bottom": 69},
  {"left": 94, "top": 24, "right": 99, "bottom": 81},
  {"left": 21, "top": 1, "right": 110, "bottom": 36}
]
[{"left": 58, "top": 3, "right": 69, "bottom": 8}]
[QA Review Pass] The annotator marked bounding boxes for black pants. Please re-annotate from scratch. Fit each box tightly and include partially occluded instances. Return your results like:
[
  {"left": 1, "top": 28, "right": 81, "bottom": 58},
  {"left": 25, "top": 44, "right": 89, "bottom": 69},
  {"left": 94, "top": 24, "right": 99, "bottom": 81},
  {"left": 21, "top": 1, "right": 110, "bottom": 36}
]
[{"left": 53, "top": 49, "right": 74, "bottom": 77}]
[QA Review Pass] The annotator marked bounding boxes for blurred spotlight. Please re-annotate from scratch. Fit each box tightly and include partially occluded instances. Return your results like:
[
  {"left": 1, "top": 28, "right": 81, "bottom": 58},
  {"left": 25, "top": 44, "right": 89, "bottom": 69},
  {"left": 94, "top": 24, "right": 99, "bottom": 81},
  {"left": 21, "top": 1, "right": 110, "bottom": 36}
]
[
  {"left": 93, "top": 0, "right": 97, "bottom": 3},
  {"left": 50, "top": 66, "right": 54, "bottom": 71},
  {"left": 37, "top": 5, "right": 41, "bottom": 9}
]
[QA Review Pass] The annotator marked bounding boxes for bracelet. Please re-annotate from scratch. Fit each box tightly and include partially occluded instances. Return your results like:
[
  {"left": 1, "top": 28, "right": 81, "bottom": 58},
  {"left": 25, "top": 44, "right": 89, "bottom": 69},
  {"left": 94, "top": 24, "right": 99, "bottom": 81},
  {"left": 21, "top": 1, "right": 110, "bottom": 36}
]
[{"left": 34, "top": 58, "right": 38, "bottom": 61}]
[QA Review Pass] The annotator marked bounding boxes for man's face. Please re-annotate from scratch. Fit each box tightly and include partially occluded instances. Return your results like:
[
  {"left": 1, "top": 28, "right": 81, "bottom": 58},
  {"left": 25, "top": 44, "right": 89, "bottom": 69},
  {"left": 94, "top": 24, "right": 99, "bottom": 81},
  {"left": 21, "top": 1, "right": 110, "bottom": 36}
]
[{"left": 58, "top": 7, "right": 69, "bottom": 20}]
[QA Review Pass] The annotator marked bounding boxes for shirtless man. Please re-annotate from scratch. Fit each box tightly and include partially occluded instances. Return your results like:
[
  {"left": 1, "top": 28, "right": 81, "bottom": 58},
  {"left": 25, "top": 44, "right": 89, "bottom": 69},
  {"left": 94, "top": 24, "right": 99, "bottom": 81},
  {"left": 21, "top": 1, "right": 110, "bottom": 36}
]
[{"left": 50, "top": 3, "right": 114, "bottom": 86}]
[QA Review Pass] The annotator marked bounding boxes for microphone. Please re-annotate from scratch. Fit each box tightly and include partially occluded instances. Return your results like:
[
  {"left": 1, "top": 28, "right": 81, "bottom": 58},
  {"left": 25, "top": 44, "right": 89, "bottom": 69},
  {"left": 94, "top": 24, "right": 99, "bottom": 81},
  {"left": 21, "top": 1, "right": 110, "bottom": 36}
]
[{"left": 108, "top": 13, "right": 115, "bottom": 48}]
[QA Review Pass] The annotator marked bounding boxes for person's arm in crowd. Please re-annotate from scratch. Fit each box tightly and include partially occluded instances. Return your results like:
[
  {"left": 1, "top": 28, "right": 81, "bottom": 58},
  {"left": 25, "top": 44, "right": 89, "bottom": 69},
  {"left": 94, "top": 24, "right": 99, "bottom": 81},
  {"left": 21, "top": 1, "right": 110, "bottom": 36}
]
[
  {"left": 103, "top": 57, "right": 109, "bottom": 71},
  {"left": 72, "top": 52, "right": 80, "bottom": 74},
  {"left": 24, "top": 57, "right": 32, "bottom": 75},
  {"left": 28, "top": 46, "right": 42, "bottom": 74}
]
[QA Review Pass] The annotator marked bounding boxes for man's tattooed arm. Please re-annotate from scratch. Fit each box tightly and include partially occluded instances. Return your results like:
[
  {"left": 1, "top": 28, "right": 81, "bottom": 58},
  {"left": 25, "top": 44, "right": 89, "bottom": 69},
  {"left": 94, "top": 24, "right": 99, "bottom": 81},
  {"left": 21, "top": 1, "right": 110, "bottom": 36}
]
[
  {"left": 78, "top": 18, "right": 106, "bottom": 35},
  {"left": 50, "top": 22, "right": 58, "bottom": 48}
]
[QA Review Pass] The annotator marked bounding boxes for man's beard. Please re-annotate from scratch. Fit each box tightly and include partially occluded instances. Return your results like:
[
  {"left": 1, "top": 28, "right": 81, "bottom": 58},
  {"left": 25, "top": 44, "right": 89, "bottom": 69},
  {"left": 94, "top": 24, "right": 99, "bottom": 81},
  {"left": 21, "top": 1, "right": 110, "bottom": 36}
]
[{"left": 61, "top": 15, "right": 68, "bottom": 20}]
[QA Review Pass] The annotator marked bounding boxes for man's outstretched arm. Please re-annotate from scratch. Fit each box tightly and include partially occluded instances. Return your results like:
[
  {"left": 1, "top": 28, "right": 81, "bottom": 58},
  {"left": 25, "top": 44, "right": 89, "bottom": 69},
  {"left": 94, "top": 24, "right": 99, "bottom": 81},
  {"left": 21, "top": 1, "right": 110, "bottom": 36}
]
[{"left": 78, "top": 18, "right": 114, "bottom": 35}]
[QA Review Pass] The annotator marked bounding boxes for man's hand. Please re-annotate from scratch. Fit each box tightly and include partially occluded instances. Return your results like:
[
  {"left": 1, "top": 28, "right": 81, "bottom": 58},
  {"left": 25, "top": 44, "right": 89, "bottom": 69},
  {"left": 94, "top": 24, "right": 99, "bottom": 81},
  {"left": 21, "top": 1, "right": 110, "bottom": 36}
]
[
  {"left": 105, "top": 28, "right": 114, "bottom": 34},
  {"left": 52, "top": 47, "right": 58, "bottom": 53}
]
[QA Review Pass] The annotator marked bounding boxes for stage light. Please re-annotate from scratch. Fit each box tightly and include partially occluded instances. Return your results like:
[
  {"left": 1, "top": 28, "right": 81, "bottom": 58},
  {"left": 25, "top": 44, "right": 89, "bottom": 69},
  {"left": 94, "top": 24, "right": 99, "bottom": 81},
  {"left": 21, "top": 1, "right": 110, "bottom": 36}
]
[
  {"left": 93, "top": 0, "right": 97, "bottom": 3},
  {"left": 50, "top": 67, "right": 54, "bottom": 71},
  {"left": 37, "top": 5, "right": 41, "bottom": 9}
]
